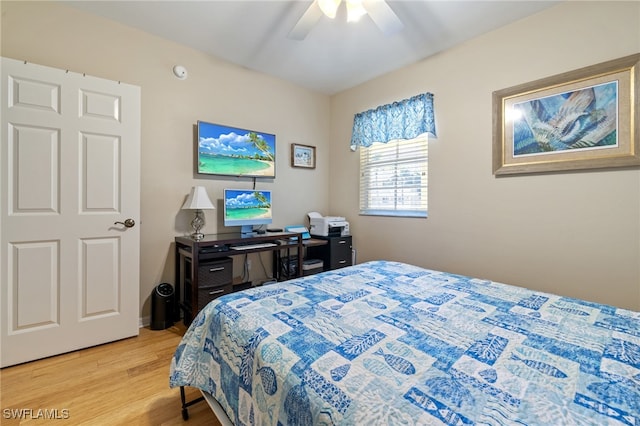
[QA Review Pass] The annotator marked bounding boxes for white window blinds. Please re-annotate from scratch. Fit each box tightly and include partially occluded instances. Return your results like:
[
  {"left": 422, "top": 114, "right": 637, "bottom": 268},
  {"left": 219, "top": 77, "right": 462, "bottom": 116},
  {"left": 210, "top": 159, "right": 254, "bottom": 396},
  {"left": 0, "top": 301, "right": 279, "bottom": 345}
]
[{"left": 359, "top": 136, "right": 428, "bottom": 217}]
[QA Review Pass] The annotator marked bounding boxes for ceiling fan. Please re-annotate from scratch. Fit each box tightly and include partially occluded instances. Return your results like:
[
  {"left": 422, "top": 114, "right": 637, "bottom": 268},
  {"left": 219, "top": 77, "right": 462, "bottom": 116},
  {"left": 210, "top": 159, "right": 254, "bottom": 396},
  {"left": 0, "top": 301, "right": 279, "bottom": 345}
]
[{"left": 288, "top": 0, "right": 404, "bottom": 40}]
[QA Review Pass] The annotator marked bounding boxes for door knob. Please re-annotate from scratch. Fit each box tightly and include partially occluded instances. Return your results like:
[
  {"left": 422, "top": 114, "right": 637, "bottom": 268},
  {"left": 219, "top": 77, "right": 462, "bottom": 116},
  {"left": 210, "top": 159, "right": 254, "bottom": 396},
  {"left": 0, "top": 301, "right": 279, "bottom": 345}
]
[{"left": 114, "top": 218, "right": 136, "bottom": 228}]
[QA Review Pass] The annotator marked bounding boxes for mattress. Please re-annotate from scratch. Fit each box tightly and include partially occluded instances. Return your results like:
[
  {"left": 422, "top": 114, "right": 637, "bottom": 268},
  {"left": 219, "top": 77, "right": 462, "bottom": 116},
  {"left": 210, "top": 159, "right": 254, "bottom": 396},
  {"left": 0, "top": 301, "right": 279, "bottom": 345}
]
[{"left": 170, "top": 260, "right": 640, "bottom": 425}]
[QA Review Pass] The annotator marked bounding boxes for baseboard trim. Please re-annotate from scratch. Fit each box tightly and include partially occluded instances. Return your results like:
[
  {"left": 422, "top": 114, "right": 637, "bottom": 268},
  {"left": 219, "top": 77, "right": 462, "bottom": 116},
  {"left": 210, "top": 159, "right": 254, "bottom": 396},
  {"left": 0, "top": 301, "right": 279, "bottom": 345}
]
[{"left": 139, "top": 316, "right": 150, "bottom": 328}]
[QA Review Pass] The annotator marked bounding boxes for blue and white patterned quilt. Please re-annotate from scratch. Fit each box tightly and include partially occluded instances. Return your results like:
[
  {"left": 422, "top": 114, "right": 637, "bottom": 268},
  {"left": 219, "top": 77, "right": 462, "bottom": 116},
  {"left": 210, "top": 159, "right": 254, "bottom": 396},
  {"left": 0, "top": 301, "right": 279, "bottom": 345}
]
[{"left": 170, "top": 260, "right": 640, "bottom": 425}]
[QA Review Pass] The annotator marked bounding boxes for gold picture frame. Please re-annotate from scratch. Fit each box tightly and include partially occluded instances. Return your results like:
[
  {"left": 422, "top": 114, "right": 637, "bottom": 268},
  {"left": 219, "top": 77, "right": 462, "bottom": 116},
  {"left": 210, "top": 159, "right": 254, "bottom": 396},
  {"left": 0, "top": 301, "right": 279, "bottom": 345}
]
[
  {"left": 492, "top": 54, "right": 640, "bottom": 175},
  {"left": 291, "top": 143, "right": 316, "bottom": 169}
]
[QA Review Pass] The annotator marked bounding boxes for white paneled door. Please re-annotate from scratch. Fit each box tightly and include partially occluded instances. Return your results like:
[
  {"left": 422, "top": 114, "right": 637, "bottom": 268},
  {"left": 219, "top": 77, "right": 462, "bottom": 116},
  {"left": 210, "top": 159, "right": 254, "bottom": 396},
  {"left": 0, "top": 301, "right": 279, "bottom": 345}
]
[{"left": 0, "top": 58, "right": 141, "bottom": 367}]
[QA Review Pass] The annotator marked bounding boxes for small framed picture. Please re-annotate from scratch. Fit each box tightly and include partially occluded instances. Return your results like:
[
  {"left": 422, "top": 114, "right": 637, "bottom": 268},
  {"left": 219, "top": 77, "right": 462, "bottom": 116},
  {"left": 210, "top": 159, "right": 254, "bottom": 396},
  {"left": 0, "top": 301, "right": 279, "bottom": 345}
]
[{"left": 291, "top": 143, "right": 316, "bottom": 169}]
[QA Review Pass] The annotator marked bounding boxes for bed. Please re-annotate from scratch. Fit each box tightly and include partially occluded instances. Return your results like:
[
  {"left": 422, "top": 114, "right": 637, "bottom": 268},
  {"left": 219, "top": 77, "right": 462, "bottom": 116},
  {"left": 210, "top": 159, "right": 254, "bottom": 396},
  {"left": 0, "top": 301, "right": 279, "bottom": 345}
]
[{"left": 170, "top": 260, "right": 640, "bottom": 425}]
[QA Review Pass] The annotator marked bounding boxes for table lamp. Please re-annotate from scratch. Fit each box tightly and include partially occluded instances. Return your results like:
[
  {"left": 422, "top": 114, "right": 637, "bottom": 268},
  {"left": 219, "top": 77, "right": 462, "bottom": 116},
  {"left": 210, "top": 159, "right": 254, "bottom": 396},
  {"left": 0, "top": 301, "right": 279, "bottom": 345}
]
[{"left": 182, "top": 186, "right": 215, "bottom": 240}]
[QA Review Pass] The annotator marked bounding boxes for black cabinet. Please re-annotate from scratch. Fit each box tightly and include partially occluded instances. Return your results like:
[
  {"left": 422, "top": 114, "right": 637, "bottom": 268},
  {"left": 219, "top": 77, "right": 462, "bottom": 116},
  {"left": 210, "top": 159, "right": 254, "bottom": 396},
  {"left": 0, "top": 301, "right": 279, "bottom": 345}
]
[
  {"left": 180, "top": 256, "right": 233, "bottom": 324},
  {"left": 196, "top": 257, "right": 233, "bottom": 310},
  {"left": 308, "top": 235, "right": 353, "bottom": 271}
]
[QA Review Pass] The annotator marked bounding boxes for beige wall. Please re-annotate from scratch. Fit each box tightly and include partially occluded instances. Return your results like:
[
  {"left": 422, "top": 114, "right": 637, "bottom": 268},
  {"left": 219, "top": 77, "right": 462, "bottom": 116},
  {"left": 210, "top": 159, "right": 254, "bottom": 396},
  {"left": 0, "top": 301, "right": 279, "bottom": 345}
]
[
  {"left": 2, "top": 1, "right": 639, "bottom": 317},
  {"left": 330, "top": 1, "right": 640, "bottom": 310},
  {"left": 1, "top": 1, "right": 331, "bottom": 320}
]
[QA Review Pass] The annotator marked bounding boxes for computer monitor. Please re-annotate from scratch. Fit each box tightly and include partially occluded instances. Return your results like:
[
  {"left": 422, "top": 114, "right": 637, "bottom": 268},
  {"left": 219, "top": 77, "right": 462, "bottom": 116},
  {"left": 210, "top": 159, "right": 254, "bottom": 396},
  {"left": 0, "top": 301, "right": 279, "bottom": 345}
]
[{"left": 223, "top": 189, "right": 272, "bottom": 235}]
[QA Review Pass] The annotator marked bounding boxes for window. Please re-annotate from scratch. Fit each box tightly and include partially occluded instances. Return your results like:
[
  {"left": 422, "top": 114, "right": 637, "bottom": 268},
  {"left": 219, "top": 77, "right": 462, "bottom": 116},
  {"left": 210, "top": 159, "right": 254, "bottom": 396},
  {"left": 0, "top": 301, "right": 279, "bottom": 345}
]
[
  {"left": 359, "top": 136, "right": 428, "bottom": 217},
  {"left": 351, "top": 92, "right": 435, "bottom": 217}
]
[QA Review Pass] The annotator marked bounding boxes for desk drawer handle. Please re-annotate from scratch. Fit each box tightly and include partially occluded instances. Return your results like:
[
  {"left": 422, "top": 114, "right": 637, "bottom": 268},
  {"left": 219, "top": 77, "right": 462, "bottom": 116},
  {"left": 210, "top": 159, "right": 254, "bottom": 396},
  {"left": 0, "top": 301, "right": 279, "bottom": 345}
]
[
  {"left": 209, "top": 267, "right": 225, "bottom": 272},
  {"left": 339, "top": 260, "right": 347, "bottom": 264},
  {"left": 338, "top": 240, "right": 347, "bottom": 244},
  {"left": 208, "top": 289, "right": 225, "bottom": 295}
]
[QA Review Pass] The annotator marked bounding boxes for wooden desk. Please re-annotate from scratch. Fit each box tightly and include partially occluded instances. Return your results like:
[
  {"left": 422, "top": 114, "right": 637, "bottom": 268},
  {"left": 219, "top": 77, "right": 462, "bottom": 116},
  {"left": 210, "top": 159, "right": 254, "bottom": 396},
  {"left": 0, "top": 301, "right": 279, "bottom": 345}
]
[{"left": 174, "top": 232, "right": 303, "bottom": 324}]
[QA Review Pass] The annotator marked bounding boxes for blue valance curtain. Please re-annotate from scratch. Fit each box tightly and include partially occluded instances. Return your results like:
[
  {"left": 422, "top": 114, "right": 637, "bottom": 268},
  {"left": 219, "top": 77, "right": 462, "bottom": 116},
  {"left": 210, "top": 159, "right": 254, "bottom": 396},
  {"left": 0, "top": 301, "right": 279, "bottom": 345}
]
[{"left": 350, "top": 93, "right": 436, "bottom": 151}]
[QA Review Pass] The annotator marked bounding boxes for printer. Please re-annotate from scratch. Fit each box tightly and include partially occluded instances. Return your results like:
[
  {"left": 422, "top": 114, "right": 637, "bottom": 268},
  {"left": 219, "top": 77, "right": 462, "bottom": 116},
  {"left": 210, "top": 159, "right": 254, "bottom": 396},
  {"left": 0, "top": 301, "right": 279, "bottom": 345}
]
[{"left": 308, "top": 212, "right": 350, "bottom": 237}]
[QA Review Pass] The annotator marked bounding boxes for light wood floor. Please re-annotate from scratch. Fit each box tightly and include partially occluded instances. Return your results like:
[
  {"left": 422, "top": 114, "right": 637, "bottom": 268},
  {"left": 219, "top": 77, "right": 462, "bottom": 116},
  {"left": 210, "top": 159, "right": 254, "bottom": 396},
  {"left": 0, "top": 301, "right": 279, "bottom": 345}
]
[{"left": 0, "top": 323, "right": 221, "bottom": 425}]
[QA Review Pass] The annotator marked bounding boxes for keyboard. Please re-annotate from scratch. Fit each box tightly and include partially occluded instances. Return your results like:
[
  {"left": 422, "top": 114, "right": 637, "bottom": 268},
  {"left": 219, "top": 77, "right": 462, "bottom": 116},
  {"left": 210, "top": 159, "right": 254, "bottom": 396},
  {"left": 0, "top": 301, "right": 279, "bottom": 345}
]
[{"left": 229, "top": 242, "right": 277, "bottom": 250}]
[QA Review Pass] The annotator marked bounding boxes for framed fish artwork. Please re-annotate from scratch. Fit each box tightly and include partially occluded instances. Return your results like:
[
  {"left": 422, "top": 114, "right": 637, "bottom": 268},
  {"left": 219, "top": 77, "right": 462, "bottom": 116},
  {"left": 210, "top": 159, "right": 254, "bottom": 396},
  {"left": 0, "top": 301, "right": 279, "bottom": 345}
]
[{"left": 492, "top": 53, "right": 640, "bottom": 175}]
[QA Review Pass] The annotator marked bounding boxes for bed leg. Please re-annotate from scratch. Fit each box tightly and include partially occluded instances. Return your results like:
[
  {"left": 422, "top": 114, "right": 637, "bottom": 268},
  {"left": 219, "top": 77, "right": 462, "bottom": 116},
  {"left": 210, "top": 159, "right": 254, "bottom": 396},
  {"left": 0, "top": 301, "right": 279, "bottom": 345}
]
[
  {"left": 179, "top": 385, "right": 205, "bottom": 421},
  {"left": 180, "top": 386, "right": 190, "bottom": 420}
]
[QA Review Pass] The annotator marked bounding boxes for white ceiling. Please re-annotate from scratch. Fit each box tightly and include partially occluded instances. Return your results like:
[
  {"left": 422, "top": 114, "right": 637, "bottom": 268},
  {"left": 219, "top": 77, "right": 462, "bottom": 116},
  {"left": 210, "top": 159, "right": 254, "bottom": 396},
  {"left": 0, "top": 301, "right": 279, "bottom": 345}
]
[{"left": 64, "top": 0, "right": 559, "bottom": 95}]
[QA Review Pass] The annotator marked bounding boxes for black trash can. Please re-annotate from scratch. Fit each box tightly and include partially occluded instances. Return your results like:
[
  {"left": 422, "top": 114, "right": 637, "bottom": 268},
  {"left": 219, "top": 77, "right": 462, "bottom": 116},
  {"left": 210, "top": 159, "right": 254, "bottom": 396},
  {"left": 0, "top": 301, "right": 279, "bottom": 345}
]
[{"left": 150, "top": 283, "right": 175, "bottom": 330}]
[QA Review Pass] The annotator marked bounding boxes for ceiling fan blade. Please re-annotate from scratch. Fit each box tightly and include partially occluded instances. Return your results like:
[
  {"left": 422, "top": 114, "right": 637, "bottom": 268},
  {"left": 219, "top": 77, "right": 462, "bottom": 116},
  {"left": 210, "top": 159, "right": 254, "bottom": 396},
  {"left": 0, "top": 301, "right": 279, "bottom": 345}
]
[
  {"left": 288, "top": 0, "right": 324, "bottom": 40},
  {"left": 363, "top": 0, "right": 404, "bottom": 36}
]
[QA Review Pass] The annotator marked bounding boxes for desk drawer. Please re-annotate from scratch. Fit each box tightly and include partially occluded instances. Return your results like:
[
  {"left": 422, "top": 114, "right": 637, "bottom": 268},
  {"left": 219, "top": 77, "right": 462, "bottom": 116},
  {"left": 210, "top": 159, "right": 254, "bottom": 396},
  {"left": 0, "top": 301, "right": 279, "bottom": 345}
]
[
  {"left": 198, "top": 257, "right": 233, "bottom": 288},
  {"left": 198, "top": 284, "right": 233, "bottom": 310},
  {"left": 328, "top": 236, "right": 352, "bottom": 269}
]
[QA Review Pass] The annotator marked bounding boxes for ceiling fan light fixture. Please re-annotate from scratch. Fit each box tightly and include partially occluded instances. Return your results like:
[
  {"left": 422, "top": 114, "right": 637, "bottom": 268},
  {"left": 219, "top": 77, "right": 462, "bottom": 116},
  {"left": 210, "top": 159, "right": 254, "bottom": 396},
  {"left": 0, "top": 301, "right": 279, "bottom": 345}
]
[
  {"left": 346, "top": 0, "right": 367, "bottom": 22},
  {"left": 318, "top": 0, "right": 341, "bottom": 19}
]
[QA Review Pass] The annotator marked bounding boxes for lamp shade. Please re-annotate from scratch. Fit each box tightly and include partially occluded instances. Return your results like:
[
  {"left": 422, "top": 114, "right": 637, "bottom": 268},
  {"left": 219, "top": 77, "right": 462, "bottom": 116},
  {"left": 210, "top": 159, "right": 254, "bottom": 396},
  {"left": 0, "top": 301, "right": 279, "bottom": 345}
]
[{"left": 181, "top": 186, "right": 215, "bottom": 210}]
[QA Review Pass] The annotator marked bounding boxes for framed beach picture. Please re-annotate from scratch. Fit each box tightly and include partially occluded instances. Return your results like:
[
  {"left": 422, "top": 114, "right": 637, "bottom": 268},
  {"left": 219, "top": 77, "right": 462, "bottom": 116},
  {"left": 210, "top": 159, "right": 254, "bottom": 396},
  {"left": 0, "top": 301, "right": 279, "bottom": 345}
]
[
  {"left": 291, "top": 143, "right": 316, "bottom": 169},
  {"left": 493, "top": 54, "right": 640, "bottom": 175},
  {"left": 196, "top": 121, "right": 276, "bottom": 178}
]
